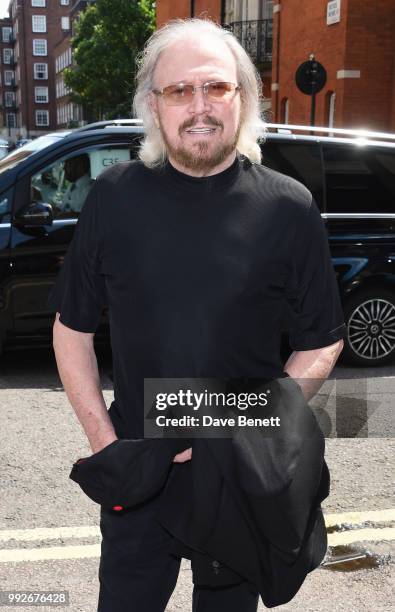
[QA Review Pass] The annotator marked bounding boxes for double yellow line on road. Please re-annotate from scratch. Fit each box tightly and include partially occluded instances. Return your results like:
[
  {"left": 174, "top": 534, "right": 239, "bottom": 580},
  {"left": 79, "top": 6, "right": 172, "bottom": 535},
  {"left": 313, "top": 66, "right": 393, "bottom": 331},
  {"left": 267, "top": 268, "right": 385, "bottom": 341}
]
[{"left": 0, "top": 509, "right": 393, "bottom": 563}]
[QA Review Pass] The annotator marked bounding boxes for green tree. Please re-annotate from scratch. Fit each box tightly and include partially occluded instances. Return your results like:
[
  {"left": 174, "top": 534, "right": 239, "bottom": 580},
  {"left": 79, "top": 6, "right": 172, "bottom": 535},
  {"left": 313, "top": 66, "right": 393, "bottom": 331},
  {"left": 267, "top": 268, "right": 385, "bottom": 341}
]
[{"left": 64, "top": 0, "right": 155, "bottom": 120}]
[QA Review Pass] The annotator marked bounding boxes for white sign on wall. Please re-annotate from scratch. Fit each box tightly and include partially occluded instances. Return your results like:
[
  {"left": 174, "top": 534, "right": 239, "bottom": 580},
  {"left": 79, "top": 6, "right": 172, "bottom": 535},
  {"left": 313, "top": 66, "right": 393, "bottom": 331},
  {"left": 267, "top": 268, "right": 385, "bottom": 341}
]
[{"left": 327, "top": 0, "right": 341, "bottom": 25}]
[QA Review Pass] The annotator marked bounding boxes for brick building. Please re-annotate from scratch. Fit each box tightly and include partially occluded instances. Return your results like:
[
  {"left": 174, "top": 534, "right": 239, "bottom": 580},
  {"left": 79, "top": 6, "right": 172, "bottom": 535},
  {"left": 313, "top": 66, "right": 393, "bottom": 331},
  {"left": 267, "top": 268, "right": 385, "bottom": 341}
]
[
  {"left": 156, "top": 0, "right": 395, "bottom": 132},
  {"left": 4, "top": 0, "right": 72, "bottom": 139},
  {"left": 53, "top": 0, "right": 92, "bottom": 129},
  {"left": 272, "top": 0, "right": 395, "bottom": 132},
  {"left": 0, "top": 16, "right": 15, "bottom": 138},
  {"left": 0, "top": 0, "right": 91, "bottom": 142}
]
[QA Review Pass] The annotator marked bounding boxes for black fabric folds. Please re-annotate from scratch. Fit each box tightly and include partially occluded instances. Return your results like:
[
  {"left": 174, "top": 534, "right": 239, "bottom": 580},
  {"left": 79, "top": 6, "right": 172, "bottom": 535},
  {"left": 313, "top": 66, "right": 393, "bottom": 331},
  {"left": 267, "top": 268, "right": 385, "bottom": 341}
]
[{"left": 69, "top": 375, "right": 330, "bottom": 608}]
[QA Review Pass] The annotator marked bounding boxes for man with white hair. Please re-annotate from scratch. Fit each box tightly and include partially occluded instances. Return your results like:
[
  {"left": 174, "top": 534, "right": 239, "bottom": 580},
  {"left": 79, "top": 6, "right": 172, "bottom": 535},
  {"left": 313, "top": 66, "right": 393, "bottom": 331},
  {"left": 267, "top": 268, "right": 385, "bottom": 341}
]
[{"left": 48, "top": 17, "right": 346, "bottom": 612}]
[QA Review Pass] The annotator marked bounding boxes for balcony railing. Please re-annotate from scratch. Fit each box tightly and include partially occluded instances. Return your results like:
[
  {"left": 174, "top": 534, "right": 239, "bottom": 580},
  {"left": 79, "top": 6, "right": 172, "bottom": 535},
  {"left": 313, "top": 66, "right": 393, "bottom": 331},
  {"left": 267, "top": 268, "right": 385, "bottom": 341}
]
[{"left": 226, "top": 19, "right": 273, "bottom": 66}]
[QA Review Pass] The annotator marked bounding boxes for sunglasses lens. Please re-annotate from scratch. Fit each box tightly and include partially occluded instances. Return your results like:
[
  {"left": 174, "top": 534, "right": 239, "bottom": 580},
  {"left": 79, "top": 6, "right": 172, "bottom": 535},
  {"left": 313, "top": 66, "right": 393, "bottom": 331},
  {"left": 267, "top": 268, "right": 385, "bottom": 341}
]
[
  {"left": 163, "top": 84, "right": 194, "bottom": 105},
  {"left": 207, "top": 82, "right": 234, "bottom": 99}
]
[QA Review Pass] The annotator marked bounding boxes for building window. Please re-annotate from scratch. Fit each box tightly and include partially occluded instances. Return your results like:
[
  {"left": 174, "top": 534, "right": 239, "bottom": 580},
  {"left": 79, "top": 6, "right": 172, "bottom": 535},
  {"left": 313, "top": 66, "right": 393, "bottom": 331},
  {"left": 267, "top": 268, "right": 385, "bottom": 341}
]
[
  {"left": 34, "top": 62, "right": 48, "bottom": 79},
  {"left": 3, "top": 48, "right": 12, "bottom": 64},
  {"left": 35, "top": 86, "right": 48, "bottom": 102},
  {"left": 36, "top": 109, "right": 49, "bottom": 126},
  {"left": 32, "top": 15, "right": 46, "bottom": 32},
  {"left": 32, "top": 0, "right": 46, "bottom": 6},
  {"left": 33, "top": 39, "right": 47, "bottom": 56},
  {"left": 6, "top": 113, "right": 16, "bottom": 128},
  {"left": 2, "top": 27, "right": 12, "bottom": 42},
  {"left": 60, "top": 0, "right": 70, "bottom": 5},
  {"left": 4, "top": 70, "right": 14, "bottom": 86},
  {"left": 5, "top": 91, "right": 15, "bottom": 107},
  {"left": 61, "top": 16, "right": 70, "bottom": 30}
]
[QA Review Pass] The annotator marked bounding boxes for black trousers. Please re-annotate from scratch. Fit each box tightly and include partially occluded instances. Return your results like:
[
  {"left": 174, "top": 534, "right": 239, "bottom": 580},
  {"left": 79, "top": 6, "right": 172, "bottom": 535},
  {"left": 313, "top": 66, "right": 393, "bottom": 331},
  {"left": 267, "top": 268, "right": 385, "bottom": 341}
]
[{"left": 97, "top": 487, "right": 260, "bottom": 612}]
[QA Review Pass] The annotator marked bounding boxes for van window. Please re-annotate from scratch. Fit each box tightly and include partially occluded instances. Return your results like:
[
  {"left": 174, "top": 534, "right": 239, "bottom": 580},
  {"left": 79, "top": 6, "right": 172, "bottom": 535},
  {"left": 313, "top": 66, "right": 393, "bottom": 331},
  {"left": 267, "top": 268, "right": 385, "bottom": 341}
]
[
  {"left": 260, "top": 140, "right": 324, "bottom": 210},
  {"left": 30, "top": 146, "right": 133, "bottom": 219},
  {"left": 323, "top": 144, "right": 395, "bottom": 213}
]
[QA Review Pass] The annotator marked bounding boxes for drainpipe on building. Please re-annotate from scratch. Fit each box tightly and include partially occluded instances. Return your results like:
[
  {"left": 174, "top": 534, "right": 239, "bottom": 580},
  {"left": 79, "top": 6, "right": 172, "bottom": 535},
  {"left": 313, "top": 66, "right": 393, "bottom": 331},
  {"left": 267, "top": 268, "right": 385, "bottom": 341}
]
[
  {"left": 20, "top": 6, "right": 30, "bottom": 138},
  {"left": 190, "top": 0, "right": 195, "bottom": 18},
  {"left": 273, "top": 2, "right": 281, "bottom": 123},
  {"left": 220, "top": 0, "right": 225, "bottom": 25}
]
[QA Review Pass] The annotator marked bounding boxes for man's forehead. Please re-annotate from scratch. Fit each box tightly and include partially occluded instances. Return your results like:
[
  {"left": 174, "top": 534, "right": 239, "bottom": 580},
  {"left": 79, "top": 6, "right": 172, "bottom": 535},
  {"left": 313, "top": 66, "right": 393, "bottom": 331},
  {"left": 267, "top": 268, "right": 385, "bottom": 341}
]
[{"left": 154, "top": 37, "right": 237, "bottom": 83}]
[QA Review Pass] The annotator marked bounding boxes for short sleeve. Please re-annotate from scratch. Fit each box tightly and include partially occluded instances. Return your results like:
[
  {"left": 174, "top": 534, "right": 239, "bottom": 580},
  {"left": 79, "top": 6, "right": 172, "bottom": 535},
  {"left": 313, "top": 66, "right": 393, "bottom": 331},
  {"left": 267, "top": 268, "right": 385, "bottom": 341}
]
[
  {"left": 284, "top": 196, "right": 347, "bottom": 350},
  {"left": 46, "top": 178, "right": 106, "bottom": 332}
]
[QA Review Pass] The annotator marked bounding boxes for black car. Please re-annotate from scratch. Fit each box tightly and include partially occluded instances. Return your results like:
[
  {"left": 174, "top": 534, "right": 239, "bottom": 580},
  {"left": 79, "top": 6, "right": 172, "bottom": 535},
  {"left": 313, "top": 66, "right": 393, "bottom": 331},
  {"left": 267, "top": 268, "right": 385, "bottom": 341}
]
[{"left": 0, "top": 120, "right": 394, "bottom": 367}]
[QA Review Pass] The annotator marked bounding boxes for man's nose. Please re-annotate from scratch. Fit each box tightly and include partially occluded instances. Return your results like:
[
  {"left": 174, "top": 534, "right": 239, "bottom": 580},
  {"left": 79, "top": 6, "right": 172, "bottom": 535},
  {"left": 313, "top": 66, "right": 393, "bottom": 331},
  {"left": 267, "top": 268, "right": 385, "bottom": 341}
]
[{"left": 187, "top": 87, "right": 212, "bottom": 114}]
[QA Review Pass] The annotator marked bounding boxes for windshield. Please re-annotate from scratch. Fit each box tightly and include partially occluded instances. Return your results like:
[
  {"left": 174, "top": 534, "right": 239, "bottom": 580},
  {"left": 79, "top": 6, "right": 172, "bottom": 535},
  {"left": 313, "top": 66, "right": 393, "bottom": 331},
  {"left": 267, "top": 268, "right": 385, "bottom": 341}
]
[{"left": 0, "top": 132, "right": 71, "bottom": 175}]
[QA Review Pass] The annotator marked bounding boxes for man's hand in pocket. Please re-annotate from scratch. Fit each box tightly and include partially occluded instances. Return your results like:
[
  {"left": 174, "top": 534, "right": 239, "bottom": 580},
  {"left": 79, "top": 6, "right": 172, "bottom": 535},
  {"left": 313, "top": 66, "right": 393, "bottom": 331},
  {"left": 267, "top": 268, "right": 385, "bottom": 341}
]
[{"left": 173, "top": 447, "right": 192, "bottom": 463}]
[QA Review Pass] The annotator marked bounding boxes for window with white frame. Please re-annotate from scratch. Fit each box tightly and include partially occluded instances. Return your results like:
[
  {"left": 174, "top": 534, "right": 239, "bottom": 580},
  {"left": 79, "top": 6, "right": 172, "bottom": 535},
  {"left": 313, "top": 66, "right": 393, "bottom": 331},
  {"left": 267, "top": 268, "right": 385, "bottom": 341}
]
[
  {"left": 4, "top": 70, "right": 14, "bottom": 86},
  {"left": 2, "top": 27, "right": 12, "bottom": 42},
  {"left": 32, "top": 0, "right": 46, "bottom": 6},
  {"left": 34, "top": 62, "right": 48, "bottom": 79},
  {"left": 32, "top": 15, "right": 46, "bottom": 32},
  {"left": 36, "top": 109, "right": 49, "bottom": 126},
  {"left": 35, "top": 86, "right": 48, "bottom": 102},
  {"left": 60, "top": 0, "right": 70, "bottom": 5},
  {"left": 3, "top": 48, "right": 12, "bottom": 64},
  {"left": 5, "top": 91, "right": 15, "bottom": 107},
  {"left": 6, "top": 113, "right": 16, "bottom": 128},
  {"left": 33, "top": 39, "right": 47, "bottom": 55},
  {"left": 61, "top": 16, "right": 70, "bottom": 30}
]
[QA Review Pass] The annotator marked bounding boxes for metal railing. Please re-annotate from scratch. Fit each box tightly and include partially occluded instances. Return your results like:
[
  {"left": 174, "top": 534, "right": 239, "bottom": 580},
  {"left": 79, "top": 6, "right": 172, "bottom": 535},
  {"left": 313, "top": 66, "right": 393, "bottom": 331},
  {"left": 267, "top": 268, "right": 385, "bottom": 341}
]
[{"left": 226, "top": 19, "right": 273, "bottom": 65}]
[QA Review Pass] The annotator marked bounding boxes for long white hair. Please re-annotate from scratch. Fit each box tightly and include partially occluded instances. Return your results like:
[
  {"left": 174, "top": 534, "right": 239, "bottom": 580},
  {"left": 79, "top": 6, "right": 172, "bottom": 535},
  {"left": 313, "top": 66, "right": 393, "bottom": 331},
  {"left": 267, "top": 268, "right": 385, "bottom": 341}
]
[{"left": 132, "top": 18, "right": 268, "bottom": 168}]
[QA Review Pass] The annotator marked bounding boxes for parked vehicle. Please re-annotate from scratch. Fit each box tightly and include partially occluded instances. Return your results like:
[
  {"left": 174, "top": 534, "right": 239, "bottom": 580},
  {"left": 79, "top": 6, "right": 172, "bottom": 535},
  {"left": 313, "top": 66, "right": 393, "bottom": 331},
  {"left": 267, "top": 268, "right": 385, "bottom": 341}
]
[
  {"left": 0, "top": 139, "right": 9, "bottom": 160},
  {"left": 0, "top": 120, "right": 394, "bottom": 366},
  {"left": 15, "top": 138, "right": 34, "bottom": 149}
]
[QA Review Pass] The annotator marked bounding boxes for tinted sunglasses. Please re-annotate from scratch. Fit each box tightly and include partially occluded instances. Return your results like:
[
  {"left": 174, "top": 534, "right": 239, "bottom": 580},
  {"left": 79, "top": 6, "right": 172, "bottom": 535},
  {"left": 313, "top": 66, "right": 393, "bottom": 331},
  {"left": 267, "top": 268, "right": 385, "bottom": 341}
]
[{"left": 152, "top": 81, "right": 242, "bottom": 106}]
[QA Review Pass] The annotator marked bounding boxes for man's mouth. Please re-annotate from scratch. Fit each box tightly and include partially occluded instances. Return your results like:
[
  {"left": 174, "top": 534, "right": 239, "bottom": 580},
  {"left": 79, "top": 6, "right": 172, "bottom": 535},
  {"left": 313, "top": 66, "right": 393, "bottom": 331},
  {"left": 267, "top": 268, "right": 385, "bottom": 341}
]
[{"left": 185, "top": 126, "right": 217, "bottom": 134}]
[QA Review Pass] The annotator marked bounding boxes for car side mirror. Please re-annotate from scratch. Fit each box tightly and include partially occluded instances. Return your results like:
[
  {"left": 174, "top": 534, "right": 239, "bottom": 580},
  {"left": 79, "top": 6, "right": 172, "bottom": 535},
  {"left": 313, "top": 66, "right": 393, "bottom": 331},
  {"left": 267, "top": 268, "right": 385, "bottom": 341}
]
[{"left": 13, "top": 201, "right": 54, "bottom": 227}]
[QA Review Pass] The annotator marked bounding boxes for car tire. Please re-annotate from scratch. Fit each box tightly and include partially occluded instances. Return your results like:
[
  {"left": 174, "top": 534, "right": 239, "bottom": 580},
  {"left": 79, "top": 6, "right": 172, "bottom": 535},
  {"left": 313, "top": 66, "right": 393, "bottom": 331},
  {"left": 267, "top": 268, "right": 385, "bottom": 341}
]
[{"left": 341, "top": 288, "right": 395, "bottom": 367}]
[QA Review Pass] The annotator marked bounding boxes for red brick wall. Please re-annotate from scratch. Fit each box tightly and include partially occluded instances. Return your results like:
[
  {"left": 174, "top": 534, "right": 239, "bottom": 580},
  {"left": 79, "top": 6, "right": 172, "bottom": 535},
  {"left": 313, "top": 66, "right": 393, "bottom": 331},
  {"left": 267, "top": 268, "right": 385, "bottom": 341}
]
[
  {"left": 156, "top": 0, "right": 190, "bottom": 27},
  {"left": 344, "top": 0, "right": 395, "bottom": 131},
  {"left": 156, "top": 0, "right": 222, "bottom": 28},
  {"left": 272, "top": 0, "right": 395, "bottom": 131}
]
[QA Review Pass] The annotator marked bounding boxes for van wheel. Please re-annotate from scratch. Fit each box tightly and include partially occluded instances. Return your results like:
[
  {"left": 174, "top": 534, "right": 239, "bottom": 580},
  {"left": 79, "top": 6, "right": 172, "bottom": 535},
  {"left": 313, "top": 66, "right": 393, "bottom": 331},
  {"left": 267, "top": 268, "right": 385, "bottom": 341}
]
[{"left": 342, "top": 288, "right": 395, "bottom": 366}]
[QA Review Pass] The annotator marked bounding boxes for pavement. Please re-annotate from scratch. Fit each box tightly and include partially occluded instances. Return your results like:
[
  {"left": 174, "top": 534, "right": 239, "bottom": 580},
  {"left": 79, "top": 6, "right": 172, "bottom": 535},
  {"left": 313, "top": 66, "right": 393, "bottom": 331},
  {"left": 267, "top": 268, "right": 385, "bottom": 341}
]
[{"left": 0, "top": 347, "right": 393, "bottom": 611}]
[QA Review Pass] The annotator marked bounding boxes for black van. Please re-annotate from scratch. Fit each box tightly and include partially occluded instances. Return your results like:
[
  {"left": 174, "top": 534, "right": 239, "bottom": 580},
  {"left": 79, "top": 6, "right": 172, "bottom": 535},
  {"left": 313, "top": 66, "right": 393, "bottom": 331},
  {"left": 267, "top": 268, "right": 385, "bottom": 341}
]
[{"left": 0, "top": 120, "right": 394, "bottom": 367}]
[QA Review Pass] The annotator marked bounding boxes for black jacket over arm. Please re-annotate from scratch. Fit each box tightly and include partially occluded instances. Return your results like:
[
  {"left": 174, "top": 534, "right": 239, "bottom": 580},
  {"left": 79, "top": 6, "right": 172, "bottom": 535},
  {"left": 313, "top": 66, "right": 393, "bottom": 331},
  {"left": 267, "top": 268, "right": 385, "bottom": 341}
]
[{"left": 69, "top": 374, "right": 329, "bottom": 608}]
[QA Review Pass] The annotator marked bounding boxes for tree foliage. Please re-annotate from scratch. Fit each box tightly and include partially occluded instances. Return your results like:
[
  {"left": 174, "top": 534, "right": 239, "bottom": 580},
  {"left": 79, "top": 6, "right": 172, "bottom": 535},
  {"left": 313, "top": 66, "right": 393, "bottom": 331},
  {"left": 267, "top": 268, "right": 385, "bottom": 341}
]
[{"left": 64, "top": 0, "right": 155, "bottom": 120}]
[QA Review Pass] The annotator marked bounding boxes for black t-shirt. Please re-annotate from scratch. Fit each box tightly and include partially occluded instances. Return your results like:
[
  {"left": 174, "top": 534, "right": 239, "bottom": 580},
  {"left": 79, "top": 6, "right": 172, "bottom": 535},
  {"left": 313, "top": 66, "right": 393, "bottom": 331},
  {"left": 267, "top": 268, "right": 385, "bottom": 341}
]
[{"left": 46, "top": 152, "right": 346, "bottom": 438}]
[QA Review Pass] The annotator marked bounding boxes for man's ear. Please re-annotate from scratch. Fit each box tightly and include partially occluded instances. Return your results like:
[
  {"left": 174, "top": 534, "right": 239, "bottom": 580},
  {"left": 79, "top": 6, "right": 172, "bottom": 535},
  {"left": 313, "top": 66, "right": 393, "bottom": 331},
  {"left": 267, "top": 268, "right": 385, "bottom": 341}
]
[{"left": 148, "top": 92, "right": 160, "bottom": 129}]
